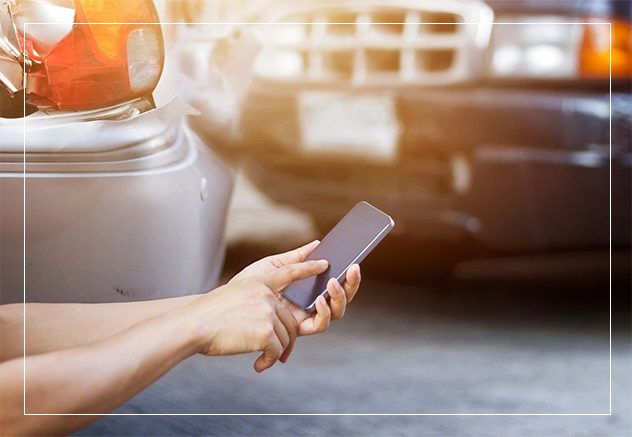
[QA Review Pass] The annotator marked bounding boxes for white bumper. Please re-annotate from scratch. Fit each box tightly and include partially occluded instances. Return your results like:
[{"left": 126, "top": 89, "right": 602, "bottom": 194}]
[{"left": 0, "top": 100, "right": 234, "bottom": 303}]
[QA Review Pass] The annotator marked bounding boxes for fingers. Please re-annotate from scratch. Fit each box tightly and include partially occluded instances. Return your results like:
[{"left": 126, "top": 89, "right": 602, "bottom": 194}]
[
  {"left": 344, "top": 264, "right": 361, "bottom": 303},
  {"left": 251, "top": 262, "right": 359, "bottom": 370},
  {"left": 279, "top": 339, "right": 295, "bottom": 364},
  {"left": 272, "top": 317, "right": 290, "bottom": 352},
  {"left": 269, "top": 240, "right": 320, "bottom": 267},
  {"left": 298, "top": 295, "right": 331, "bottom": 336},
  {"left": 313, "top": 295, "right": 332, "bottom": 333},
  {"left": 254, "top": 335, "right": 283, "bottom": 373},
  {"left": 296, "top": 265, "right": 361, "bottom": 336},
  {"left": 265, "top": 259, "right": 329, "bottom": 292},
  {"left": 276, "top": 305, "right": 298, "bottom": 363},
  {"left": 254, "top": 301, "right": 298, "bottom": 371},
  {"left": 324, "top": 265, "right": 361, "bottom": 320},
  {"left": 327, "top": 277, "right": 347, "bottom": 320}
]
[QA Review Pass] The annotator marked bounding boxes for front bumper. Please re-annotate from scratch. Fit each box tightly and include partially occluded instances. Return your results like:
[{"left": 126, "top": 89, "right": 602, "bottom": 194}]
[
  {"left": 215, "top": 83, "right": 630, "bottom": 252},
  {"left": 0, "top": 101, "right": 234, "bottom": 304}
]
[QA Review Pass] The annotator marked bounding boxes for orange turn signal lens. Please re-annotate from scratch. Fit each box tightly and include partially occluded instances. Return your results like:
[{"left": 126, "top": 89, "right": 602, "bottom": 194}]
[
  {"left": 579, "top": 19, "right": 632, "bottom": 79},
  {"left": 22, "top": 0, "right": 163, "bottom": 110}
]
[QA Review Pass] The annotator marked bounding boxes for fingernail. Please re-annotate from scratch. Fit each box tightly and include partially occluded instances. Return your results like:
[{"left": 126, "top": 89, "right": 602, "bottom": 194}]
[{"left": 318, "top": 259, "right": 329, "bottom": 267}]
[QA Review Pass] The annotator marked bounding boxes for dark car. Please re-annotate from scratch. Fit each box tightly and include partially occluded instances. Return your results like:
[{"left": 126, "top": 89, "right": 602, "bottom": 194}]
[{"left": 188, "top": 0, "right": 631, "bottom": 260}]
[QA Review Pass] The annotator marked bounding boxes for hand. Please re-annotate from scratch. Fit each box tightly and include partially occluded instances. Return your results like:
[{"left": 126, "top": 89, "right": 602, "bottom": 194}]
[
  {"left": 185, "top": 258, "right": 328, "bottom": 372},
  {"left": 232, "top": 240, "right": 362, "bottom": 337}
]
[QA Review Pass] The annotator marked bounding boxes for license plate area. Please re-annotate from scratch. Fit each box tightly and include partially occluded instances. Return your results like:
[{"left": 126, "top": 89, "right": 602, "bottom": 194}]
[{"left": 298, "top": 92, "right": 400, "bottom": 162}]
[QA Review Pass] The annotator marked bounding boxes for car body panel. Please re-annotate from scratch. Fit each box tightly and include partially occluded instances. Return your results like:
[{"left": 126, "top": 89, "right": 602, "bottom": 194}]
[{"left": 0, "top": 99, "right": 234, "bottom": 303}]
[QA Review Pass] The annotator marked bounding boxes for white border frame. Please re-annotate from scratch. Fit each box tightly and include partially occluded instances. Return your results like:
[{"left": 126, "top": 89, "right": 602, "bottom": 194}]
[{"left": 21, "top": 20, "right": 613, "bottom": 417}]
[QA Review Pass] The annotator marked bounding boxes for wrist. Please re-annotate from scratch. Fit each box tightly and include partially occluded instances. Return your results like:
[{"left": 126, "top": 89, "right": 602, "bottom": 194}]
[
  {"left": 155, "top": 302, "right": 212, "bottom": 358},
  {"left": 170, "top": 294, "right": 219, "bottom": 355}
]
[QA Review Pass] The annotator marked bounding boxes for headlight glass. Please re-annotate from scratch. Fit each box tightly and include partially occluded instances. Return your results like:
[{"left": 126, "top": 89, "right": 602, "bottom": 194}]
[
  {"left": 488, "top": 16, "right": 583, "bottom": 78},
  {"left": 2, "top": 0, "right": 164, "bottom": 110}
]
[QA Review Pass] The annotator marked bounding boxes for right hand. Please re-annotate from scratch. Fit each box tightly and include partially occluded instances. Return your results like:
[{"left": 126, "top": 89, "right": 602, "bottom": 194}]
[{"left": 185, "top": 259, "right": 329, "bottom": 372}]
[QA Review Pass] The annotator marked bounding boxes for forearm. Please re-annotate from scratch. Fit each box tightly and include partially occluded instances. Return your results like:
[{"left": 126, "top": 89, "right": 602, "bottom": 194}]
[
  {"left": 0, "top": 295, "right": 199, "bottom": 361},
  {"left": 0, "top": 305, "right": 204, "bottom": 436}
]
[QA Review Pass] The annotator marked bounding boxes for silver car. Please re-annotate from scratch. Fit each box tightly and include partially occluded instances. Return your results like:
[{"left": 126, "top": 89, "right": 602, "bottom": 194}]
[{"left": 0, "top": 0, "right": 233, "bottom": 303}]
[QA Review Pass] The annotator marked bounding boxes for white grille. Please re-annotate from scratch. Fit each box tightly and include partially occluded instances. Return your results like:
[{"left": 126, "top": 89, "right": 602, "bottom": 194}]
[{"left": 254, "top": 0, "right": 494, "bottom": 86}]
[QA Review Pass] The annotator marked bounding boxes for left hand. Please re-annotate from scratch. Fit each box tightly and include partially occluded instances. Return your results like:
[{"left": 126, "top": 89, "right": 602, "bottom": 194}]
[{"left": 230, "top": 240, "right": 362, "bottom": 360}]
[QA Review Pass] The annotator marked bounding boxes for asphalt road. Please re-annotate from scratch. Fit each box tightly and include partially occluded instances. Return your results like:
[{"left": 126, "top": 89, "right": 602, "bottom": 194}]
[{"left": 79, "top": 175, "right": 631, "bottom": 436}]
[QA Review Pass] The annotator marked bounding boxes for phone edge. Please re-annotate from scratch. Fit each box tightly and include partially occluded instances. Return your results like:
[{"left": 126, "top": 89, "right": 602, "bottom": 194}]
[{"left": 298, "top": 215, "right": 395, "bottom": 313}]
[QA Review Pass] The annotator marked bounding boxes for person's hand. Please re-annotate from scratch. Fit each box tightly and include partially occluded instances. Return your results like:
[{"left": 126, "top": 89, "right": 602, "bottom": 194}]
[
  {"left": 231, "top": 240, "right": 362, "bottom": 338},
  {"left": 185, "top": 259, "right": 328, "bottom": 372}
]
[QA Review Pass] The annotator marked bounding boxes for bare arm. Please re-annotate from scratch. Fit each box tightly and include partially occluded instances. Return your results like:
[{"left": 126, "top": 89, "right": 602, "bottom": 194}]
[
  {"left": 1, "top": 241, "right": 361, "bottom": 363},
  {"left": 0, "top": 304, "right": 200, "bottom": 435},
  {"left": 0, "top": 259, "right": 331, "bottom": 436},
  {"left": 0, "top": 295, "right": 198, "bottom": 362},
  {"left": 0, "top": 242, "right": 362, "bottom": 435}
]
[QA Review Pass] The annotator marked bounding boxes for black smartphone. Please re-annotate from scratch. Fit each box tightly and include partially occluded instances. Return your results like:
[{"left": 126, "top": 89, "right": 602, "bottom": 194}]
[{"left": 282, "top": 201, "right": 394, "bottom": 312}]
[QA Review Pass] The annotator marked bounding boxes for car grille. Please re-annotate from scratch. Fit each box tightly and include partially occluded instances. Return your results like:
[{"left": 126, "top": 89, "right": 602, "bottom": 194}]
[{"left": 254, "top": 1, "right": 493, "bottom": 86}]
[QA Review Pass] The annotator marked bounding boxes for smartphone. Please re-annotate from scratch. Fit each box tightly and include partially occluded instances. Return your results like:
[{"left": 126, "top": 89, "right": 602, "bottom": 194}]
[{"left": 282, "top": 201, "right": 394, "bottom": 312}]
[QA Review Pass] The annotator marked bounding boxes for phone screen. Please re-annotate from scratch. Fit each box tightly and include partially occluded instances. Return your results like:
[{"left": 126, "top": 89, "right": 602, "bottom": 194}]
[{"left": 282, "top": 202, "right": 393, "bottom": 311}]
